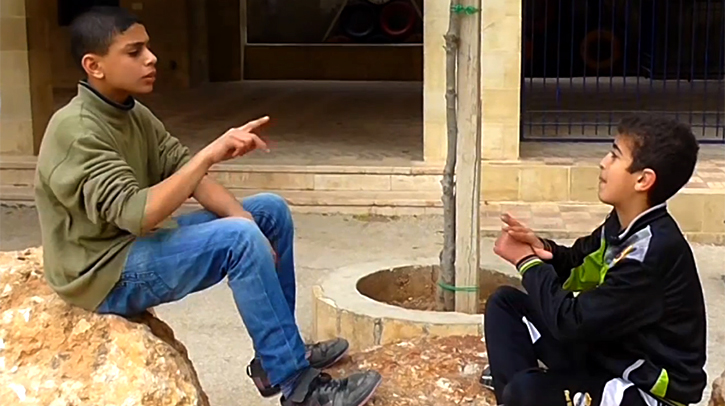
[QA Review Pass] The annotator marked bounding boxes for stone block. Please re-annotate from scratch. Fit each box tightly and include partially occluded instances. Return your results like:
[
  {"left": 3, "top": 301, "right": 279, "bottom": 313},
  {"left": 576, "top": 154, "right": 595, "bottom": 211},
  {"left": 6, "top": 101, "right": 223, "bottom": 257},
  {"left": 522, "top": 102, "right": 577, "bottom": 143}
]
[
  {"left": 0, "top": 50, "right": 30, "bottom": 87},
  {"left": 482, "top": 89, "right": 520, "bottom": 122},
  {"left": 482, "top": 16, "right": 520, "bottom": 52},
  {"left": 481, "top": 51, "right": 507, "bottom": 89},
  {"left": 426, "top": 323, "right": 480, "bottom": 338},
  {"left": 0, "top": 0, "right": 25, "bottom": 17},
  {"left": 702, "top": 194, "right": 725, "bottom": 234},
  {"left": 338, "top": 310, "right": 377, "bottom": 352},
  {"left": 0, "top": 84, "right": 32, "bottom": 120},
  {"left": 0, "top": 168, "right": 35, "bottom": 186},
  {"left": 686, "top": 232, "right": 725, "bottom": 245},
  {"left": 223, "top": 171, "right": 314, "bottom": 190},
  {"left": 0, "top": 119, "right": 34, "bottom": 155},
  {"left": 502, "top": 52, "right": 522, "bottom": 89},
  {"left": 391, "top": 174, "right": 441, "bottom": 191},
  {"left": 520, "top": 166, "right": 570, "bottom": 202},
  {"left": 314, "top": 174, "right": 390, "bottom": 191},
  {"left": 481, "top": 164, "right": 519, "bottom": 201},
  {"left": 379, "top": 318, "right": 426, "bottom": 346},
  {"left": 313, "top": 293, "right": 339, "bottom": 343},
  {"left": 482, "top": 122, "right": 520, "bottom": 161},
  {"left": 0, "top": 16, "right": 28, "bottom": 51},
  {"left": 482, "top": 0, "right": 521, "bottom": 18},
  {"left": 669, "top": 193, "right": 705, "bottom": 232},
  {"left": 570, "top": 166, "right": 600, "bottom": 202},
  {"left": 423, "top": 122, "right": 447, "bottom": 162}
]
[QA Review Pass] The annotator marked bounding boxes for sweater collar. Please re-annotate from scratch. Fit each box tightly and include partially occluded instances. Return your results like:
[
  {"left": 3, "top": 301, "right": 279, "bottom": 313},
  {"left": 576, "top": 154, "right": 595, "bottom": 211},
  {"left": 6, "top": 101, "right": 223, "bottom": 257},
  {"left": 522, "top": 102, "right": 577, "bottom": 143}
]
[{"left": 77, "top": 80, "right": 135, "bottom": 121}]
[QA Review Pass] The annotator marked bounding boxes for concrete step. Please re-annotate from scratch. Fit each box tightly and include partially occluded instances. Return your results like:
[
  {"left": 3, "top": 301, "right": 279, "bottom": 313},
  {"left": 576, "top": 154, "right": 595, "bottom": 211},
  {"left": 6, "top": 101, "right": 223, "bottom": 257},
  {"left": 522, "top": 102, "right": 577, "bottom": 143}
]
[
  {"left": 3, "top": 157, "right": 722, "bottom": 204},
  {"left": 3, "top": 185, "right": 722, "bottom": 245}
]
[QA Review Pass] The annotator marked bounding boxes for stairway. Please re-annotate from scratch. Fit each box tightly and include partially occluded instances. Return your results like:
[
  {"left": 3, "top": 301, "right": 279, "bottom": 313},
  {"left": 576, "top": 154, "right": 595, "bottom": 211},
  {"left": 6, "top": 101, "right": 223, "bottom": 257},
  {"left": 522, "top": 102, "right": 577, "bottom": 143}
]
[{"left": 2, "top": 156, "right": 723, "bottom": 244}]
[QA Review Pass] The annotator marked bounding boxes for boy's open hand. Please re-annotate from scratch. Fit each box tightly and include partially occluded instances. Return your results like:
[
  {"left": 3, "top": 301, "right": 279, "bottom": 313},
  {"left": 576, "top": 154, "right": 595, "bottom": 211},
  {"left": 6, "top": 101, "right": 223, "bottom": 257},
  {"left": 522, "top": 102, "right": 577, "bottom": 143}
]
[
  {"left": 202, "top": 116, "right": 270, "bottom": 165},
  {"left": 501, "top": 213, "right": 553, "bottom": 260}
]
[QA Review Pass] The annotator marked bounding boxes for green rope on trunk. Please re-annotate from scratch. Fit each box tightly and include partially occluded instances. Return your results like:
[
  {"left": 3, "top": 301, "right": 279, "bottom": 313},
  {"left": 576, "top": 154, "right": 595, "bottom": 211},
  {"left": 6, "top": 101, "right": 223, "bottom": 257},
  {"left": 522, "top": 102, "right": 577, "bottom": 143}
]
[
  {"left": 450, "top": 5, "right": 480, "bottom": 15},
  {"left": 437, "top": 281, "right": 479, "bottom": 292}
]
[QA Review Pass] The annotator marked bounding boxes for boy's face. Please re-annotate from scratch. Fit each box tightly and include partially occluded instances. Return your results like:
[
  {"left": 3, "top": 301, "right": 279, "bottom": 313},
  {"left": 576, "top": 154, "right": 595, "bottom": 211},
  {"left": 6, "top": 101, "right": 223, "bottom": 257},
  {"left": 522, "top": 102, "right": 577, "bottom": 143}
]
[
  {"left": 83, "top": 23, "right": 157, "bottom": 96},
  {"left": 598, "top": 134, "right": 656, "bottom": 206}
]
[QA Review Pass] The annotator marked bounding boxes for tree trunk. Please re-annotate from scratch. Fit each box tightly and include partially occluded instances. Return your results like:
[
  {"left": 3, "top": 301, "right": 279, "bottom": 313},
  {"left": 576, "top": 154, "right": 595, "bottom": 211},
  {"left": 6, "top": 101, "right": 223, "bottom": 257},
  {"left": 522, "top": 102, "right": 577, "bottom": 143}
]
[
  {"left": 438, "top": 0, "right": 461, "bottom": 312},
  {"left": 453, "top": 0, "right": 482, "bottom": 314}
]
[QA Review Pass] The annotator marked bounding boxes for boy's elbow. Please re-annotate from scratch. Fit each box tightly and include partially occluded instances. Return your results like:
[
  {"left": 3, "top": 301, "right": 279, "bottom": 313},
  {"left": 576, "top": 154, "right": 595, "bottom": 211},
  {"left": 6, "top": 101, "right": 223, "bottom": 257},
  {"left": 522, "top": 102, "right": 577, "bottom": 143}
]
[{"left": 106, "top": 189, "right": 150, "bottom": 236}]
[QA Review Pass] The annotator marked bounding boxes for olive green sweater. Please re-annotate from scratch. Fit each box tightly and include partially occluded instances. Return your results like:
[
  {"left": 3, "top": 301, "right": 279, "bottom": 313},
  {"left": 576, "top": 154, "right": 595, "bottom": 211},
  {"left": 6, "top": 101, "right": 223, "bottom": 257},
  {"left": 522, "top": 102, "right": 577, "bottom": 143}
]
[{"left": 34, "top": 81, "right": 191, "bottom": 310}]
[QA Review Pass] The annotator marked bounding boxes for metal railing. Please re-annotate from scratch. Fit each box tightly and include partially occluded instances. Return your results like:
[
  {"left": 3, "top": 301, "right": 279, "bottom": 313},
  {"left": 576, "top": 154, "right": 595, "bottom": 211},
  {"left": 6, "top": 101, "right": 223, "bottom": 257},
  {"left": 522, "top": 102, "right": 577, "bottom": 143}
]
[{"left": 520, "top": 0, "right": 725, "bottom": 142}]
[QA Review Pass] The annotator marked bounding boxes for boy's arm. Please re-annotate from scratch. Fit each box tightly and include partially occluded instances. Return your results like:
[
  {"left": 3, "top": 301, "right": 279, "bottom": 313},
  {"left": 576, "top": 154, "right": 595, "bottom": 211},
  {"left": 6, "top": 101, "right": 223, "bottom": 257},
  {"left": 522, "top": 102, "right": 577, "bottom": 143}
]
[
  {"left": 192, "top": 176, "right": 253, "bottom": 220},
  {"left": 152, "top": 116, "right": 252, "bottom": 220},
  {"left": 538, "top": 224, "right": 604, "bottom": 281},
  {"left": 49, "top": 134, "right": 211, "bottom": 235},
  {"left": 516, "top": 253, "right": 663, "bottom": 342}
]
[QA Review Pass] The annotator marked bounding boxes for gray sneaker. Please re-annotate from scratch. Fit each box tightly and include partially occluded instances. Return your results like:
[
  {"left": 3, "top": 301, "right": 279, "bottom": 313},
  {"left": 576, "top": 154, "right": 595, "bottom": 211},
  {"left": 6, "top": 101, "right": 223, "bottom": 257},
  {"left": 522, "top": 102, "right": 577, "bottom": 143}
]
[
  {"left": 248, "top": 338, "right": 350, "bottom": 397},
  {"left": 280, "top": 368, "right": 382, "bottom": 406}
]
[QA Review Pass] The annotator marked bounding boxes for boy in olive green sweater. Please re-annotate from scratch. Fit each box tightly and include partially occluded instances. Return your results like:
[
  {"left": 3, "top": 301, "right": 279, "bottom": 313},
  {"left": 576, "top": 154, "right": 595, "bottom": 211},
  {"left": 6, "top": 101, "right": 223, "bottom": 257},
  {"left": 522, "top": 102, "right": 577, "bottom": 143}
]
[{"left": 34, "top": 7, "right": 381, "bottom": 406}]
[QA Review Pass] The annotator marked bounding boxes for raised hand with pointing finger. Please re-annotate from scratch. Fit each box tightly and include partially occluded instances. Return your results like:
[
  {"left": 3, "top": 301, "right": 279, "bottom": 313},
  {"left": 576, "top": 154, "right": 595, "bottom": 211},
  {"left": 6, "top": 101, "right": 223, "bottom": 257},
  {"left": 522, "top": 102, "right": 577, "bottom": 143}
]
[{"left": 201, "top": 116, "right": 271, "bottom": 165}]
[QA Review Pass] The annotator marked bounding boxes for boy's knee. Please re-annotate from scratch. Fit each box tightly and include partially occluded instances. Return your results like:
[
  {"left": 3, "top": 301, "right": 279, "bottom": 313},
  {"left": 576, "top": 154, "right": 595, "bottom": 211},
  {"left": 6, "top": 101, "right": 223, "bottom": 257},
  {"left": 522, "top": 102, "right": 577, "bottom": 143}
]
[
  {"left": 486, "top": 285, "right": 525, "bottom": 314},
  {"left": 501, "top": 369, "right": 544, "bottom": 406},
  {"left": 256, "top": 193, "right": 292, "bottom": 220},
  {"left": 217, "top": 218, "right": 268, "bottom": 249}
]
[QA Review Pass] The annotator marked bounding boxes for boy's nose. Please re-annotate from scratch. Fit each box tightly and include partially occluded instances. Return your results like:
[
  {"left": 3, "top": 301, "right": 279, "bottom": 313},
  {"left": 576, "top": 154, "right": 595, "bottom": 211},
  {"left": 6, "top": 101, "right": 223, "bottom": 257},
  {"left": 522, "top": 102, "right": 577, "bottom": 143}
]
[{"left": 145, "top": 50, "right": 158, "bottom": 66}]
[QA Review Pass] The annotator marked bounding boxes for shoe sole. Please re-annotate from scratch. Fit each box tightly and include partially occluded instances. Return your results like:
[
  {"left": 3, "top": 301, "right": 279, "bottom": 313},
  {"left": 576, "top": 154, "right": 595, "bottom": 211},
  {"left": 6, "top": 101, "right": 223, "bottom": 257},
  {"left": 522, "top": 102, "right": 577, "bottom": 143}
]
[
  {"left": 351, "top": 374, "right": 383, "bottom": 406},
  {"left": 259, "top": 343, "right": 352, "bottom": 398}
]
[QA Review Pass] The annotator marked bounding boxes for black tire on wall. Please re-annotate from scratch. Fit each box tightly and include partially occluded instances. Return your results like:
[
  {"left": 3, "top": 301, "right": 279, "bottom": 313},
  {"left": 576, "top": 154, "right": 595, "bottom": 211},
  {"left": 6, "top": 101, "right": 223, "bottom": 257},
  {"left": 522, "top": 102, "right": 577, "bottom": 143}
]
[{"left": 339, "top": 3, "right": 379, "bottom": 39}]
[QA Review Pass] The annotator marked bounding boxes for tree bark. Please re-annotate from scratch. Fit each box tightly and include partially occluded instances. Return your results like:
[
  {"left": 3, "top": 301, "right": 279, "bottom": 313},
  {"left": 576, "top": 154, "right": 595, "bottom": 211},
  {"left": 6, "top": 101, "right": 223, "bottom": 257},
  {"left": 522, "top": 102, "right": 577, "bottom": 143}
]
[
  {"left": 438, "top": 0, "right": 461, "bottom": 312},
  {"left": 453, "top": 0, "right": 482, "bottom": 314}
]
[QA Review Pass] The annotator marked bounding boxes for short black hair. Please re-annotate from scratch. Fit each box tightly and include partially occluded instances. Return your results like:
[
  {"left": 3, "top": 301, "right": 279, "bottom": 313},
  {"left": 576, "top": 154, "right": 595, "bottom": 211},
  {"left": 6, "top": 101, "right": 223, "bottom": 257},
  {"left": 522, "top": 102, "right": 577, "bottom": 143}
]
[
  {"left": 617, "top": 114, "right": 699, "bottom": 206},
  {"left": 70, "top": 6, "right": 141, "bottom": 70}
]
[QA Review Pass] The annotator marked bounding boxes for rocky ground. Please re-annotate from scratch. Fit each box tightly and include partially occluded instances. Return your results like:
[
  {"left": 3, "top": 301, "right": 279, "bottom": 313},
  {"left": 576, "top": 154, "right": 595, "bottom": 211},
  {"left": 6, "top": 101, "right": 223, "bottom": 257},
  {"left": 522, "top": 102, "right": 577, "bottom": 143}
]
[{"left": 1, "top": 205, "right": 724, "bottom": 406}]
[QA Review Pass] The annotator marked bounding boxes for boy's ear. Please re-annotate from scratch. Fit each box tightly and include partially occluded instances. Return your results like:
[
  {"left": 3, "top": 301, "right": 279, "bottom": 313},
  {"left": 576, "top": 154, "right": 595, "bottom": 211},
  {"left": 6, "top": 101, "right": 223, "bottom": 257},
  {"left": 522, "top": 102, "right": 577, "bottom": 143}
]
[
  {"left": 634, "top": 168, "right": 657, "bottom": 193},
  {"left": 81, "top": 54, "right": 105, "bottom": 80}
]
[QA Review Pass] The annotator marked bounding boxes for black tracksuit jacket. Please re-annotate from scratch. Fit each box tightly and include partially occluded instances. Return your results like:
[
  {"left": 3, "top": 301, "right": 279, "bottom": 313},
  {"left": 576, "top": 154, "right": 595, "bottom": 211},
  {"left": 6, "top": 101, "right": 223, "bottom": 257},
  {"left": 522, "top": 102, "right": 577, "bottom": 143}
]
[{"left": 517, "top": 203, "right": 707, "bottom": 405}]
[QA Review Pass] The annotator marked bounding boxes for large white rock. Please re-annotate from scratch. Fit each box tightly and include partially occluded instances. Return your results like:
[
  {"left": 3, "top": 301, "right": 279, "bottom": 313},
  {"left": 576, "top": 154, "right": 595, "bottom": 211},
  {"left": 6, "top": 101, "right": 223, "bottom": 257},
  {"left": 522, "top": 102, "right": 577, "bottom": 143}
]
[{"left": 0, "top": 248, "right": 209, "bottom": 406}]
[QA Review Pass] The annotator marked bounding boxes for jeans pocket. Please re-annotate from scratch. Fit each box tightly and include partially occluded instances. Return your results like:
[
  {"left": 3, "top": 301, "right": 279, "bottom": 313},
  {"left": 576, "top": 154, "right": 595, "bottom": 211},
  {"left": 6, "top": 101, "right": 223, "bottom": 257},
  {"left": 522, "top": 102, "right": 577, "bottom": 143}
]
[{"left": 97, "top": 272, "right": 171, "bottom": 317}]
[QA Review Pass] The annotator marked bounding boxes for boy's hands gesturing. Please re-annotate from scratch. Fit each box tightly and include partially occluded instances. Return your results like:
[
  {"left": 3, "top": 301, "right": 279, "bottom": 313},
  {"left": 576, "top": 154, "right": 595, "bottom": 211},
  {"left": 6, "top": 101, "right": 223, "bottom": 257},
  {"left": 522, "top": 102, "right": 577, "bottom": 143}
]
[
  {"left": 500, "top": 213, "right": 553, "bottom": 260},
  {"left": 202, "top": 116, "right": 270, "bottom": 165}
]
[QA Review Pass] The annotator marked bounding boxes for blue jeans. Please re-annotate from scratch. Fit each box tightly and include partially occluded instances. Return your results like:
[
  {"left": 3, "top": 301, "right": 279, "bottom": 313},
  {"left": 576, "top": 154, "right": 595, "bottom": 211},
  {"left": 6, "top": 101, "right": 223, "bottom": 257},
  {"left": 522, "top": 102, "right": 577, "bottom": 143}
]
[{"left": 96, "top": 193, "right": 309, "bottom": 386}]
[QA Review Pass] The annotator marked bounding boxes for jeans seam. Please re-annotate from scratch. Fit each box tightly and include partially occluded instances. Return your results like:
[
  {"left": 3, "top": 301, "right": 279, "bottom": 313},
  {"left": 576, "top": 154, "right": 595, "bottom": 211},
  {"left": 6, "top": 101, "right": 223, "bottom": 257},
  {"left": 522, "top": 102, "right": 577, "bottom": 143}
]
[{"left": 251, "top": 270, "right": 306, "bottom": 384}]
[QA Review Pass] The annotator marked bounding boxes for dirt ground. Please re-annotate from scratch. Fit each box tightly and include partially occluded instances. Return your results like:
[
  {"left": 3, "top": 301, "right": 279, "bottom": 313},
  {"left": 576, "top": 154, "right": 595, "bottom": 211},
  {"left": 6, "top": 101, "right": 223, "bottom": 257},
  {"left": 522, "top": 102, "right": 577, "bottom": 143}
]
[{"left": 1, "top": 205, "right": 723, "bottom": 406}]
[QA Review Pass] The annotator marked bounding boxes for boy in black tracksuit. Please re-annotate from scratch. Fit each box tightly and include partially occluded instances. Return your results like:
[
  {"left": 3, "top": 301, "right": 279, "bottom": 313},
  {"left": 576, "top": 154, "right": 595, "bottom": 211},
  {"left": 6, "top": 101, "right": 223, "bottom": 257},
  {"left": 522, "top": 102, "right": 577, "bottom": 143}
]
[{"left": 483, "top": 114, "right": 707, "bottom": 406}]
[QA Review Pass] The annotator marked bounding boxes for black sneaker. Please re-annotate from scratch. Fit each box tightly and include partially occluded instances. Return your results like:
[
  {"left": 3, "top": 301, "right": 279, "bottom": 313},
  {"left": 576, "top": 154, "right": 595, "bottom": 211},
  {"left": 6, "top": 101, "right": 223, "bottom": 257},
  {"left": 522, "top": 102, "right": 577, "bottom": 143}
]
[
  {"left": 306, "top": 337, "right": 350, "bottom": 369},
  {"left": 248, "top": 338, "right": 351, "bottom": 397},
  {"left": 480, "top": 364, "right": 494, "bottom": 391},
  {"left": 281, "top": 368, "right": 382, "bottom": 406}
]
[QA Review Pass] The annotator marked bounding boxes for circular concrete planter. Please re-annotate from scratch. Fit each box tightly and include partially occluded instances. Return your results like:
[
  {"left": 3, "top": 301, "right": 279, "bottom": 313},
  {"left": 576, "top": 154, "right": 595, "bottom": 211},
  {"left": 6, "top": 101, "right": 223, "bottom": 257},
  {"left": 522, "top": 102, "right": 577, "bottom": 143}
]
[{"left": 312, "top": 258, "right": 522, "bottom": 352}]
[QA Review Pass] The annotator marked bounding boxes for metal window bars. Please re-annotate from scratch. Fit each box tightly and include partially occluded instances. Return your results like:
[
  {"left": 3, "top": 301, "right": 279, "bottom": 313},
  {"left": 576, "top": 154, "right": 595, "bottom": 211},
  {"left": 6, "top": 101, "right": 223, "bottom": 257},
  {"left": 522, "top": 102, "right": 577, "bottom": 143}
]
[{"left": 520, "top": 0, "right": 725, "bottom": 143}]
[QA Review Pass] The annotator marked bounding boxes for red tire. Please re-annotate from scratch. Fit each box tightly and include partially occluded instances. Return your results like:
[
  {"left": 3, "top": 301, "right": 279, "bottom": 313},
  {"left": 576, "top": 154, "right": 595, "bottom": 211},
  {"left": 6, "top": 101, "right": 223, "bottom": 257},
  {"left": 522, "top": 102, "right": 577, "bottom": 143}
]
[
  {"left": 379, "top": 0, "right": 417, "bottom": 38},
  {"left": 579, "top": 29, "right": 622, "bottom": 71}
]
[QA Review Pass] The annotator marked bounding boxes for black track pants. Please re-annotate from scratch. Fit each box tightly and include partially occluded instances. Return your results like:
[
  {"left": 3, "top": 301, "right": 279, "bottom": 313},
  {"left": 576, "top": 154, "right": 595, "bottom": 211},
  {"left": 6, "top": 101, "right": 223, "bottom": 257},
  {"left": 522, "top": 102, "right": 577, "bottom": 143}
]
[{"left": 484, "top": 286, "right": 662, "bottom": 406}]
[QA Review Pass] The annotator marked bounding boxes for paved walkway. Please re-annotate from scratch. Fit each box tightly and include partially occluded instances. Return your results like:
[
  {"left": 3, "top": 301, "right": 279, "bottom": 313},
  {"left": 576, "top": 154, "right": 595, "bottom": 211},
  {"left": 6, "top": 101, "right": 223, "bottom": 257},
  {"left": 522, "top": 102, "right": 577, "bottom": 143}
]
[{"left": 1, "top": 206, "right": 723, "bottom": 406}]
